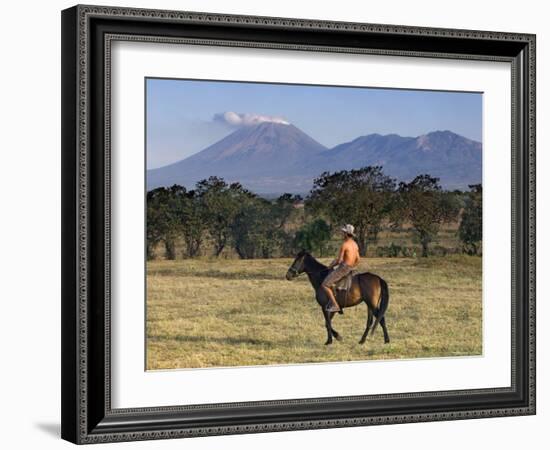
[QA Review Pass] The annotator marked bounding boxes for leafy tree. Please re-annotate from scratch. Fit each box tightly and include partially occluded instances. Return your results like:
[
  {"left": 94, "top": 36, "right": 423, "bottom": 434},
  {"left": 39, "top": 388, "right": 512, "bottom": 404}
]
[
  {"left": 227, "top": 193, "right": 300, "bottom": 259},
  {"left": 158, "top": 185, "right": 205, "bottom": 258},
  {"left": 230, "top": 197, "right": 273, "bottom": 259},
  {"left": 146, "top": 180, "right": 300, "bottom": 260},
  {"left": 179, "top": 189, "right": 205, "bottom": 258},
  {"left": 146, "top": 189, "right": 165, "bottom": 259},
  {"left": 396, "top": 174, "right": 460, "bottom": 257},
  {"left": 146, "top": 187, "right": 180, "bottom": 260},
  {"left": 459, "top": 184, "right": 482, "bottom": 255},
  {"left": 272, "top": 193, "right": 302, "bottom": 229},
  {"left": 308, "top": 166, "right": 396, "bottom": 256},
  {"left": 294, "top": 219, "right": 332, "bottom": 257},
  {"left": 196, "top": 177, "right": 254, "bottom": 256}
]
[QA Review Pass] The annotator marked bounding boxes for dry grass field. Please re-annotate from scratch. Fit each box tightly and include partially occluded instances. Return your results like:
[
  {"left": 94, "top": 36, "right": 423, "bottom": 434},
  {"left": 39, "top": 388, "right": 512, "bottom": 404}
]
[{"left": 146, "top": 255, "right": 482, "bottom": 370}]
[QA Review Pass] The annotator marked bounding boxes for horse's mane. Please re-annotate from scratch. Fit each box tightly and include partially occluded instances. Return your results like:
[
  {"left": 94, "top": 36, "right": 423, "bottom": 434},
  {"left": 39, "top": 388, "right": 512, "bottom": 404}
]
[{"left": 303, "top": 252, "right": 329, "bottom": 274}]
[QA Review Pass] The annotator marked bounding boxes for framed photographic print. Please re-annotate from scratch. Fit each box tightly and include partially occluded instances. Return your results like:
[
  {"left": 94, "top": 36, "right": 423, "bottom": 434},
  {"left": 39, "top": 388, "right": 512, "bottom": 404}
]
[{"left": 61, "top": 4, "right": 536, "bottom": 444}]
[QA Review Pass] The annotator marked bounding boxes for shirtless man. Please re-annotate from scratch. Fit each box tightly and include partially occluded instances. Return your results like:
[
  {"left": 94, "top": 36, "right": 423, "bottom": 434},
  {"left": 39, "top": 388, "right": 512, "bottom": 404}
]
[{"left": 322, "top": 224, "right": 361, "bottom": 312}]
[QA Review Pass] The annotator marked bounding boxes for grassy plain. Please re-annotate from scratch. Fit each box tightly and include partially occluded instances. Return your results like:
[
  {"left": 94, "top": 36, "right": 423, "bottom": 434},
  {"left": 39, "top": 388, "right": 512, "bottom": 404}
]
[{"left": 146, "top": 255, "right": 482, "bottom": 370}]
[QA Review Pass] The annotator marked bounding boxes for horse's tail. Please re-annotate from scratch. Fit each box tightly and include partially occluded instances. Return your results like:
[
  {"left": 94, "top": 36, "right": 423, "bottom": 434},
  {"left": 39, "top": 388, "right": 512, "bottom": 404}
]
[{"left": 371, "top": 277, "right": 389, "bottom": 335}]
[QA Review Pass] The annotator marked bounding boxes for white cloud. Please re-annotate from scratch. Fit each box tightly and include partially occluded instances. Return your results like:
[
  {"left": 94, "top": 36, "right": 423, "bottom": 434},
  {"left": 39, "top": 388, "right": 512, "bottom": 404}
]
[{"left": 213, "top": 111, "right": 290, "bottom": 127}]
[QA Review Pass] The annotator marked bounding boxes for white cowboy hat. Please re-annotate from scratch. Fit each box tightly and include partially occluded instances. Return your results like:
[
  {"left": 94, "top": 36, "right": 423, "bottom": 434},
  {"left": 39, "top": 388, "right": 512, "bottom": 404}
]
[{"left": 340, "top": 224, "right": 355, "bottom": 236}]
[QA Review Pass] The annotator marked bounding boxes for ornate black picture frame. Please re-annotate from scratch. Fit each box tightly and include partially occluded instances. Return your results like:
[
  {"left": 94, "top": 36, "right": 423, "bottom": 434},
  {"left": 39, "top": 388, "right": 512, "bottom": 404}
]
[{"left": 61, "top": 4, "right": 536, "bottom": 444}]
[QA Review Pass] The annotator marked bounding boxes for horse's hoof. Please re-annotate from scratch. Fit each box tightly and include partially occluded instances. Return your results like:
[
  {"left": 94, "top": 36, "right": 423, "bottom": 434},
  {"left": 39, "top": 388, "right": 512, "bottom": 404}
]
[
  {"left": 325, "top": 340, "right": 333, "bottom": 346},
  {"left": 335, "top": 334, "right": 343, "bottom": 342},
  {"left": 359, "top": 338, "right": 366, "bottom": 345},
  {"left": 384, "top": 339, "right": 390, "bottom": 344}
]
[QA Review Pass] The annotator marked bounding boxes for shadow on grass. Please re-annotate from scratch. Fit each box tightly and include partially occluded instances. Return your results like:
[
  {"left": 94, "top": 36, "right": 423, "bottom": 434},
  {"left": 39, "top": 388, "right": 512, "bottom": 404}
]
[
  {"left": 150, "top": 269, "right": 289, "bottom": 281},
  {"left": 151, "top": 334, "right": 275, "bottom": 347}
]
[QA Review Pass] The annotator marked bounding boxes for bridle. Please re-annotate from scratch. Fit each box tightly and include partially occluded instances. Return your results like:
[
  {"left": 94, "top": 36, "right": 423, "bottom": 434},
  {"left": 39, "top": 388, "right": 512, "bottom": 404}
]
[
  {"left": 287, "top": 266, "right": 301, "bottom": 277},
  {"left": 288, "top": 255, "right": 329, "bottom": 277}
]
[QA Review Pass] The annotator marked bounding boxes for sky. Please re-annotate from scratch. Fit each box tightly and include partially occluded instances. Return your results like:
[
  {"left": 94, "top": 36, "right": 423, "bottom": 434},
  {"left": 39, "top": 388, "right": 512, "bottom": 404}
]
[{"left": 146, "top": 78, "right": 482, "bottom": 169}]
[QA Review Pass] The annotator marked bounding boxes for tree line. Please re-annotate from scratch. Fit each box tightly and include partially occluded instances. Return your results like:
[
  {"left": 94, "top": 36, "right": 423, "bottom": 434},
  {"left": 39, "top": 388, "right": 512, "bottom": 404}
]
[{"left": 147, "top": 166, "right": 482, "bottom": 260}]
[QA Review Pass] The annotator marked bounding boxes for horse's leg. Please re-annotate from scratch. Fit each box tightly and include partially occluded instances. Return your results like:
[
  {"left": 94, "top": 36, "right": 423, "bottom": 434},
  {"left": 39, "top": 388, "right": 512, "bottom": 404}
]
[
  {"left": 380, "top": 316, "right": 390, "bottom": 344},
  {"left": 359, "top": 306, "right": 374, "bottom": 344},
  {"left": 322, "top": 309, "right": 333, "bottom": 345},
  {"left": 329, "top": 311, "right": 342, "bottom": 341}
]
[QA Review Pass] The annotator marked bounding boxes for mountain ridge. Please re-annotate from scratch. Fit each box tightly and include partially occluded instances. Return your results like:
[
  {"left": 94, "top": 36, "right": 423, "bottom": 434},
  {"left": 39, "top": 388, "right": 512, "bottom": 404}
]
[{"left": 147, "top": 123, "right": 482, "bottom": 194}]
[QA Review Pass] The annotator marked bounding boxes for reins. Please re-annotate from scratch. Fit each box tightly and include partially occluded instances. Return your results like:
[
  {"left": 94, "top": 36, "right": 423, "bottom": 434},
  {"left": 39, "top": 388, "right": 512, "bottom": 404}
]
[
  {"left": 300, "top": 255, "right": 329, "bottom": 276},
  {"left": 299, "top": 254, "right": 352, "bottom": 308},
  {"left": 287, "top": 266, "right": 301, "bottom": 277}
]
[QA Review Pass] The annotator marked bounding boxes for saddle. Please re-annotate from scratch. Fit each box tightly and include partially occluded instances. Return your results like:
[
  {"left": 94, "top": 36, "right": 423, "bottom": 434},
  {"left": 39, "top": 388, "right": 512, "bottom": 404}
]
[{"left": 334, "top": 270, "right": 358, "bottom": 292}]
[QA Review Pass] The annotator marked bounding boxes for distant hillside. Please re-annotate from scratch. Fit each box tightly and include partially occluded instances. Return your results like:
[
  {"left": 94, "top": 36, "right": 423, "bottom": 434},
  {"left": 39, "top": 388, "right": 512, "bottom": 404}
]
[
  {"left": 147, "top": 124, "right": 482, "bottom": 194},
  {"left": 314, "top": 130, "right": 482, "bottom": 190}
]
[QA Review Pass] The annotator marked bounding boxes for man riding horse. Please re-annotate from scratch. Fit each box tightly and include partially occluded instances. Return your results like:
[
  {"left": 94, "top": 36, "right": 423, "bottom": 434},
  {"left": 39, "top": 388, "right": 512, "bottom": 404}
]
[
  {"left": 322, "top": 224, "right": 360, "bottom": 313},
  {"left": 286, "top": 228, "right": 390, "bottom": 345}
]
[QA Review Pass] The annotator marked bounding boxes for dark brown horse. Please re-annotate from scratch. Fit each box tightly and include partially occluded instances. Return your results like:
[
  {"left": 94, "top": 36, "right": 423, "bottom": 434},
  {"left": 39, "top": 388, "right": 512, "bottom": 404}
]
[{"left": 286, "top": 250, "right": 390, "bottom": 345}]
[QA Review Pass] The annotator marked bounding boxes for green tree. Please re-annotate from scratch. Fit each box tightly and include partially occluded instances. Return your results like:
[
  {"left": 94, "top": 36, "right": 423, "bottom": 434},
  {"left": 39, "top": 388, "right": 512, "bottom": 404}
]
[
  {"left": 196, "top": 177, "right": 254, "bottom": 256},
  {"left": 396, "top": 174, "right": 460, "bottom": 257},
  {"left": 308, "top": 166, "right": 396, "bottom": 256},
  {"left": 294, "top": 219, "right": 332, "bottom": 257},
  {"left": 146, "top": 188, "right": 166, "bottom": 259},
  {"left": 272, "top": 193, "right": 302, "bottom": 229},
  {"left": 268, "top": 193, "right": 303, "bottom": 257},
  {"left": 179, "top": 189, "right": 205, "bottom": 258},
  {"left": 459, "top": 184, "right": 482, "bottom": 255},
  {"left": 230, "top": 197, "right": 273, "bottom": 259},
  {"left": 227, "top": 192, "right": 301, "bottom": 259},
  {"left": 146, "top": 187, "right": 180, "bottom": 260},
  {"left": 158, "top": 185, "right": 205, "bottom": 258}
]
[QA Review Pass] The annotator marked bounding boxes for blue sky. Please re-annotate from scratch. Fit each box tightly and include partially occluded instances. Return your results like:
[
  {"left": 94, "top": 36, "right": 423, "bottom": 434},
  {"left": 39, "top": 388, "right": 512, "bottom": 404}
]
[{"left": 146, "top": 78, "right": 482, "bottom": 169}]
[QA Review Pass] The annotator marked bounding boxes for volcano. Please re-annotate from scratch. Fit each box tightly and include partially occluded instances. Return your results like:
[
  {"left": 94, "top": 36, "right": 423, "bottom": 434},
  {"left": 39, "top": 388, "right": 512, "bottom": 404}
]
[
  {"left": 147, "top": 124, "right": 482, "bottom": 195},
  {"left": 147, "top": 122, "right": 327, "bottom": 194}
]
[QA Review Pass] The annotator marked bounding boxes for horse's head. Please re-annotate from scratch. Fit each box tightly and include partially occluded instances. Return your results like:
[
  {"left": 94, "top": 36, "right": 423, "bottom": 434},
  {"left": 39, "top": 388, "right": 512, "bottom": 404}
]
[{"left": 286, "top": 250, "right": 308, "bottom": 280}]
